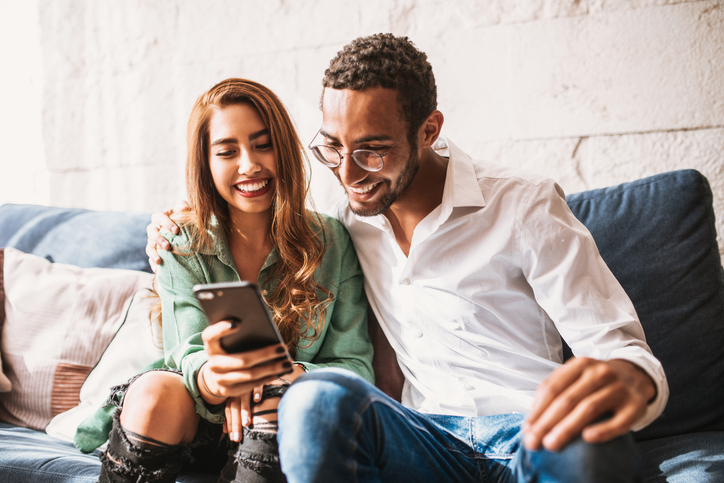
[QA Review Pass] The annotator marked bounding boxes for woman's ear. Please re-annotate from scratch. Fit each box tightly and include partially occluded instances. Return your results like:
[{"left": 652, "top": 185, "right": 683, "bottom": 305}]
[{"left": 418, "top": 110, "right": 444, "bottom": 149}]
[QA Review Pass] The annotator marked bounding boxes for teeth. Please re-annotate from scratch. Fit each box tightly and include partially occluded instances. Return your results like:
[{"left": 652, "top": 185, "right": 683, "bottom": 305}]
[
  {"left": 349, "top": 182, "right": 379, "bottom": 194},
  {"left": 236, "top": 179, "right": 270, "bottom": 192}
]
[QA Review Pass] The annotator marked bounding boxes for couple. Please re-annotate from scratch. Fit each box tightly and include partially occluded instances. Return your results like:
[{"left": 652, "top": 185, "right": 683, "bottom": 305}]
[{"left": 100, "top": 33, "right": 668, "bottom": 482}]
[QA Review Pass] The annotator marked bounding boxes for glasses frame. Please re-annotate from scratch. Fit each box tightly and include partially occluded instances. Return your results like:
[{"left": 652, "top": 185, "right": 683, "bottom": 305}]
[{"left": 308, "top": 127, "right": 412, "bottom": 173}]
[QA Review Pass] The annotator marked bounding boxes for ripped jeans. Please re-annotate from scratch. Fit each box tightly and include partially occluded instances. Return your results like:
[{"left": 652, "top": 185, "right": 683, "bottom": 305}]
[
  {"left": 277, "top": 368, "right": 642, "bottom": 483},
  {"left": 99, "top": 369, "right": 288, "bottom": 483}
]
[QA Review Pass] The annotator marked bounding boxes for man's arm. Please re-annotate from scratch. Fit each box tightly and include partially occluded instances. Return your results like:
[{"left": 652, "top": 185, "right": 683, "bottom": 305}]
[{"left": 522, "top": 357, "right": 656, "bottom": 451}]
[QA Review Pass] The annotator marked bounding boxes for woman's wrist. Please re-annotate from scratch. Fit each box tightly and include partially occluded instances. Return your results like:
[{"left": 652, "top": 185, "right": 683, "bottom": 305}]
[{"left": 198, "top": 363, "right": 227, "bottom": 405}]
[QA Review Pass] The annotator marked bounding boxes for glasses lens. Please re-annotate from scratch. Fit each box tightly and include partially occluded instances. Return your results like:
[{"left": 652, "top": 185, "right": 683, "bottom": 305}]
[
  {"left": 311, "top": 146, "right": 340, "bottom": 167},
  {"left": 352, "top": 150, "right": 384, "bottom": 172}
]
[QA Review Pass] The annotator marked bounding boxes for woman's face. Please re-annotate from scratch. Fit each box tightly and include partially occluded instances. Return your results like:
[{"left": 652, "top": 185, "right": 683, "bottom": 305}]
[{"left": 207, "top": 103, "right": 277, "bottom": 218}]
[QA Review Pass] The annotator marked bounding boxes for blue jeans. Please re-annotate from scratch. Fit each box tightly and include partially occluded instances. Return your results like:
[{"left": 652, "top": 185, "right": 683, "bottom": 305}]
[{"left": 277, "top": 368, "right": 641, "bottom": 483}]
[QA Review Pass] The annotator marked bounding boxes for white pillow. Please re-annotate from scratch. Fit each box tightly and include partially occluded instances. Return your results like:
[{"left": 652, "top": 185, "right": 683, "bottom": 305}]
[
  {"left": 45, "top": 288, "right": 164, "bottom": 443},
  {"left": 0, "top": 247, "right": 153, "bottom": 430},
  {"left": 0, "top": 250, "right": 10, "bottom": 392},
  {"left": 0, "top": 359, "right": 10, "bottom": 392}
]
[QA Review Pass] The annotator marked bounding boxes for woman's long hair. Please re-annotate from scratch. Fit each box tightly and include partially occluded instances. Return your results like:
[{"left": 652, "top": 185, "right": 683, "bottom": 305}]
[{"left": 179, "top": 78, "right": 331, "bottom": 355}]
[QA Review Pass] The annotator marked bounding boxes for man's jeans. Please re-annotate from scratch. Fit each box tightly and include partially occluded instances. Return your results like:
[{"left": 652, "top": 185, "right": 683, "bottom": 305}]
[{"left": 277, "top": 368, "right": 641, "bottom": 483}]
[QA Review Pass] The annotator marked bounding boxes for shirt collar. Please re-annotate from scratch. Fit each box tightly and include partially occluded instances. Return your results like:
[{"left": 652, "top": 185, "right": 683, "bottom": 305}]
[
  {"left": 199, "top": 215, "right": 279, "bottom": 274},
  {"left": 348, "top": 136, "right": 486, "bottom": 228},
  {"left": 436, "top": 136, "right": 486, "bottom": 211}
]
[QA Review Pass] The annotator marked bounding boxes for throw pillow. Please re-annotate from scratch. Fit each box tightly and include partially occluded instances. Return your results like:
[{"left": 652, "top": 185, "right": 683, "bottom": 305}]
[
  {"left": 45, "top": 287, "right": 163, "bottom": 444},
  {"left": 566, "top": 169, "right": 724, "bottom": 441},
  {"left": 0, "top": 247, "right": 153, "bottom": 431},
  {"left": 0, "top": 249, "right": 11, "bottom": 392}
]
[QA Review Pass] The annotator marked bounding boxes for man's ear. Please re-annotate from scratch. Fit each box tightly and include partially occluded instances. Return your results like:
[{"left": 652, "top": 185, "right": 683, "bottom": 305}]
[{"left": 419, "top": 110, "right": 444, "bottom": 149}]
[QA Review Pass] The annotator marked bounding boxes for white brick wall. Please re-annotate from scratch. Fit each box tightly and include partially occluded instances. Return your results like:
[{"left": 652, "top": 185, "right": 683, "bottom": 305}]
[{"left": 1, "top": 0, "right": 722, "bottom": 260}]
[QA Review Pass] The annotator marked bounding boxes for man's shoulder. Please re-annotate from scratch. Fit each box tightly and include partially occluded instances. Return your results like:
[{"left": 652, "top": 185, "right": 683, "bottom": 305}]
[
  {"left": 444, "top": 137, "right": 553, "bottom": 195},
  {"left": 469, "top": 158, "right": 552, "bottom": 192}
]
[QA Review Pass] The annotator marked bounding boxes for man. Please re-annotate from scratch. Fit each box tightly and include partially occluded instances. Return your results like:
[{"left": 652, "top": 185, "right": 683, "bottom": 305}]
[{"left": 149, "top": 34, "right": 667, "bottom": 482}]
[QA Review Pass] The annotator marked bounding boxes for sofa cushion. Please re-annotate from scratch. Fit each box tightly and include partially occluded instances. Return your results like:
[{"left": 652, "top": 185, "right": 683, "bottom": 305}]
[
  {"left": 0, "top": 204, "right": 153, "bottom": 272},
  {"left": 0, "top": 422, "right": 219, "bottom": 483},
  {"left": 45, "top": 287, "right": 163, "bottom": 446},
  {"left": 0, "top": 250, "right": 11, "bottom": 392},
  {"left": 566, "top": 169, "right": 724, "bottom": 441},
  {"left": 0, "top": 248, "right": 153, "bottom": 430}
]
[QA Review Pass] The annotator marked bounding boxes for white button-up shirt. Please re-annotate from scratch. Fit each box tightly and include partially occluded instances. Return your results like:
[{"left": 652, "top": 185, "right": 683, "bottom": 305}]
[{"left": 334, "top": 137, "right": 668, "bottom": 430}]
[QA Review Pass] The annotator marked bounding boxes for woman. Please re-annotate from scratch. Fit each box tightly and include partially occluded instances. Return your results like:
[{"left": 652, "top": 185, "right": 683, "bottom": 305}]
[{"left": 98, "top": 78, "right": 374, "bottom": 483}]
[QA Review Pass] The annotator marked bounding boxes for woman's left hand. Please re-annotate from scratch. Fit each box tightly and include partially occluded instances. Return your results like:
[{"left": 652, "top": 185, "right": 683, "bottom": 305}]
[{"left": 224, "top": 366, "right": 306, "bottom": 443}]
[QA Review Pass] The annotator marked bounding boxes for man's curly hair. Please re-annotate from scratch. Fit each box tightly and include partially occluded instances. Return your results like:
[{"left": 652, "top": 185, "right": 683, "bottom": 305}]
[{"left": 322, "top": 33, "right": 437, "bottom": 132}]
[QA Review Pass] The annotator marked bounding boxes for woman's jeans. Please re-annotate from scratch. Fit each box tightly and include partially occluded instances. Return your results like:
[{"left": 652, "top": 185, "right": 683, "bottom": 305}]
[{"left": 277, "top": 368, "right": 641, "bottom": 483}]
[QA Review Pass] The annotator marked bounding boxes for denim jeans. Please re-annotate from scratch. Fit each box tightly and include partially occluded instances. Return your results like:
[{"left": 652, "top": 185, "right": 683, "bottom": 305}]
[{"left": 277, "top": 368, "right": 641, "bottom": 483}]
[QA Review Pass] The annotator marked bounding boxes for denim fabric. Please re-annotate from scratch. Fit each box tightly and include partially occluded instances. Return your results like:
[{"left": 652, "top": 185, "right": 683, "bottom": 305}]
[{"left": 277, "top": 368, "right": 641, "bottom": 483}]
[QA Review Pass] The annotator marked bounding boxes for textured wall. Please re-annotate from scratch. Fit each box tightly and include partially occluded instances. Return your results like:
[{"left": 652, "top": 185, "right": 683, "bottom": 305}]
[{"left": 1, "top": 0, "right": 722, "bottom": 259}]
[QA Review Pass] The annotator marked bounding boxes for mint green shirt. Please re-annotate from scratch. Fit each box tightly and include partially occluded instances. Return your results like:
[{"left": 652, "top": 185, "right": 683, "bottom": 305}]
[{"left": 157, "top": 212, "right": 374, "bottom": 423}]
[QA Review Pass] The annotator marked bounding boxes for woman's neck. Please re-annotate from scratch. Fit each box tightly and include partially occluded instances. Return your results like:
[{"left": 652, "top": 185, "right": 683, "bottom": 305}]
[{"left": 226, "top": 209, "right": 274, "bottom": 282}]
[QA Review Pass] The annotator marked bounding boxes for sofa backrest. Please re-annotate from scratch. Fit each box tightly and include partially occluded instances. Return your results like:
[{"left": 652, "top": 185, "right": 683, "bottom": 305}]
[
  {"left": 0, "top": 204, "right": 152, "bottom": 273},
  {"left": 2, "top": 168, "right": 723, "bottom": 442},
  {"left": 566, "top": 169, "right": 724, "bottom": 441}
]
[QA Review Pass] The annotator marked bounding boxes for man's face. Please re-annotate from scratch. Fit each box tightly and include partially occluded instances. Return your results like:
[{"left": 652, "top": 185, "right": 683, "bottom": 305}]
[{"left": 318, "top": 87, "right": 419, "bottom": 217}]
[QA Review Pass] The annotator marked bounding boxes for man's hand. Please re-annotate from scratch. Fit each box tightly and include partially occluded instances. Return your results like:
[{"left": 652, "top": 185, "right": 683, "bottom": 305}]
[
  {"left": 146, "top": 200, "right": 189, "bottom": 269},
  {"left": 522, "top": 357, "right": 656, "bottom": 452}
]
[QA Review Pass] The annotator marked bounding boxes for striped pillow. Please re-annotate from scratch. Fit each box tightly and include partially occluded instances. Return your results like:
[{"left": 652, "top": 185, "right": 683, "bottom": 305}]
[
  {"left": 0, "top": 249, "right": 11, "bottom": 392},
  {"left": 0, "top": 248, "right": 152, "bottom": 430}
]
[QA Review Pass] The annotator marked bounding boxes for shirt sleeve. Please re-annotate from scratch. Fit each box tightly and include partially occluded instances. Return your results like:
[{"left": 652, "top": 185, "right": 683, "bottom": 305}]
[
  {"left": 294, "top": 219, "right": 375, "bottom": 384},
  {"left": 516, "top": 180, "right": 669, "bottom": 431},
  {"left": 156, "top": 228, "right": 225, "bottom": 424}
]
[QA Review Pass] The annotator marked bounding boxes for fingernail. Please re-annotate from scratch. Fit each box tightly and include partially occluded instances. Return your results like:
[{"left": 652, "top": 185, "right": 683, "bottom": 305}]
[
  {"left": 275, "top": 346, "right": 286, "bottom": 354},
  {"left": 254, "top": 392, "right": 261, "bottom": 402},
  {"left": 231, "top": 431, "right": 239, "bottom": 442},
  {"left": 282, "top": 361, "right": 292, "bottom": 369}
]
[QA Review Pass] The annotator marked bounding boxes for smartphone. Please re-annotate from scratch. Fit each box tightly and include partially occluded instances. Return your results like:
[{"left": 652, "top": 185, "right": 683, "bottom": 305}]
[{"left": 193, "top": 281, "right": 288, "bottom": 357}]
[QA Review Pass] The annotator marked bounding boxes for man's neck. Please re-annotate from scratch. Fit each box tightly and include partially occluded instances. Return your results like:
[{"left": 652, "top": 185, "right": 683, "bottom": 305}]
[{"left": 383, "top": 149, "right": 448, "bottom": 256}]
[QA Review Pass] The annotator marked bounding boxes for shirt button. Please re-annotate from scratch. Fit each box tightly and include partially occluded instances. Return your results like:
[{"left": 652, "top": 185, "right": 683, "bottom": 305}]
[
  {"left": 401, "top": 278, "right": 411, "bottom": 285},
  {"left": 414, "top": 330, "right": 423, "bottom": 338},
  {"left": 464, "top": 383, "right": 475, "bottom": 391}
]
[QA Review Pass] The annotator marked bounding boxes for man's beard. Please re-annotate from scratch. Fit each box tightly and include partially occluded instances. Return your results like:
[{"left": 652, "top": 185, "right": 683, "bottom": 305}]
[{"left": 344, "top": 136, "right": 420, "bottom": 217}]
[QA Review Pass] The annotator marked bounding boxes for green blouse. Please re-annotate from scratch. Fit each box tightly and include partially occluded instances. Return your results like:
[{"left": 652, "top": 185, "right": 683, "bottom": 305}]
[{"left": 157, "top": 212, "right": 374, "bottom": 423}]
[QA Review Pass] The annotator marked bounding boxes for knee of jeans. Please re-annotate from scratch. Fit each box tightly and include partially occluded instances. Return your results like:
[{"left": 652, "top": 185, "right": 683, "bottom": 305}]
[
  {"left": 120, "top": 371, "right": 197, "bottom": 438},
  {"left": 278, "top": 368, "right": 373, "bottom": 435},
  {"left": 522, "top": 433, "right": 640, "bottom": 482}
]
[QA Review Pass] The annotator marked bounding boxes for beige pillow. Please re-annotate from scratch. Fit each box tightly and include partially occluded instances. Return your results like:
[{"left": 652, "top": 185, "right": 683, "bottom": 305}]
[
  {"left": 0, "top": 247, "right": 153, "bottom": 430},
  {"left": 0, "top": 249, "right": 10, "bottom": 392},
  {"left": 45, "top": 287, "right": 163, "bottom": 443}
]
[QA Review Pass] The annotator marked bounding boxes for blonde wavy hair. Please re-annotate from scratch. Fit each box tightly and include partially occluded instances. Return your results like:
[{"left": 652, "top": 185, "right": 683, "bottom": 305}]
[{"left": 171, "top": 78, "right": 331, "bottom": 356}]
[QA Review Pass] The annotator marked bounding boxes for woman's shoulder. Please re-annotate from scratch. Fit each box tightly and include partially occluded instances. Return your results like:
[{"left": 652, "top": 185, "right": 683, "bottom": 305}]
[
  {"left": 307, "top": 211, "right": 351, "bottom": 245},
  {"left": 164, "top": 215, "right": 224, "bottom": 256}
]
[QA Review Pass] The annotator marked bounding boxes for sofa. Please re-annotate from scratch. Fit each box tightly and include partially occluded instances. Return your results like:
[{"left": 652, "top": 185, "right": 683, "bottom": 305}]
[{"left": 1, "top": 169, "right": 723, "bottom": 482}]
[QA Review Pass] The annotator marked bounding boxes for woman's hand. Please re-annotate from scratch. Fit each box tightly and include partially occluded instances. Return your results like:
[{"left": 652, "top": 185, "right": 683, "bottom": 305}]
[
  {"left": 224, "top": 365, "right": 307, "bottom": 442},
  {"left": 197, "top": 320, "right": 292, "bottom": 405}
]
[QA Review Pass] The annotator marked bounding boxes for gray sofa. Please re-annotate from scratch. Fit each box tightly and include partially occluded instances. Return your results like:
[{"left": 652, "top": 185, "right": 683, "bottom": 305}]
[{"left": 1, "top": 169, "right": 723, "bottom": 482}]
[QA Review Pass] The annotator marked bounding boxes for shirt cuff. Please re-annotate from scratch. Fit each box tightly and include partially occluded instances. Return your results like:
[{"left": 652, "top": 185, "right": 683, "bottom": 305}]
[
  {"left": 607, "top": 347, "right": 669, "bottom": 432},
  {"left": 181, "top": 350, "right": 226, "bottom": 424}
]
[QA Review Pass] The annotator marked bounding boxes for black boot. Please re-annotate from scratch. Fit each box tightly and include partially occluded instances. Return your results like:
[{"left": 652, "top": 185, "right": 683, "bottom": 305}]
[
  {"left": 99, "top": 412, "right": 187, "bottom": 483},
  {"left": 217, "top": 382, "right": 290, "bottom": 483}
]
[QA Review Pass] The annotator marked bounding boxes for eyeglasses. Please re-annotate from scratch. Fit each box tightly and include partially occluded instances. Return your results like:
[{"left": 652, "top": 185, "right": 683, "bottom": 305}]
[{"left": 308, "top": 127, "right": 411, "bottom": 172}]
